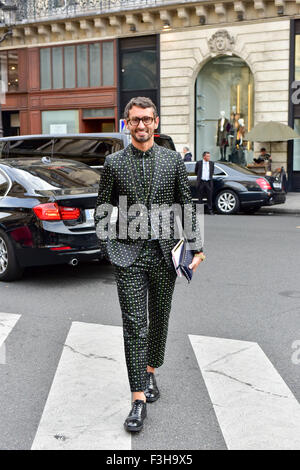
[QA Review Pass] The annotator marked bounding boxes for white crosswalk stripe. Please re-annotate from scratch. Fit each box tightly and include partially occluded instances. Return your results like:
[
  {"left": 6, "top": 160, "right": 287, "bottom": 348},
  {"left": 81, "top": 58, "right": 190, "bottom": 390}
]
[
  {"left": 0, "top": 313, "right": 21, "bottom": 364},
  {"left": 31, "top": 322, "right": 131, "bottom": 450},
  {"left": 27, "top": 321, "right": 300, "bottom": 450},
  {"left": 189, "top": 334, "right": 300, "bottom": 450}
]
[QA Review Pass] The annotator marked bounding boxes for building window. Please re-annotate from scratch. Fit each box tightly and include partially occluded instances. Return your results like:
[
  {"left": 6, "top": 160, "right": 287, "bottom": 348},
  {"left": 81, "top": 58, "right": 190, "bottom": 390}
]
[
  {"left": 295, "top": 36, "right": 300, "bottom": 80},
  {"left": 77, "top": 44, "right": 88, "bottom": 88},
  {"left": 293, "top": 34, "right": 300, "bottom": 172},
  {"left": 42, "top": 110, "right": 79, "bottom": 134},
  {"left": 0, "top": 50, "right": 19, "bottom": 92},
  {"left": 118, "top": 35, "right": 159, "bottom": 123},
  {"left": 121, "top": 50, "right": 157, "bottom": 90},
  {"left": 64, "top": 46, "right": 76, "bottom": 89},
  {"left": 82, "top": 108, "right": 115, "bottom": 118},
  {"left": 103, "top": 41, "right": 114, "bottom": 86},
  {"left": 40, "top": 41, "right": 115, "bottom": 90},
  {"left": 52, "top": 47, "right": 63, "bottom": 89},
  {"left": 89, "top": 43, "right": 101, "bottom": 87}
]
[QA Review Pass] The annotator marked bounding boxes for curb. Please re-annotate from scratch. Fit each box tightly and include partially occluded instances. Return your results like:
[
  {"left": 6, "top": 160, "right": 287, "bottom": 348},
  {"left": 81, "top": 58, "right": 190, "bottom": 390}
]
[{"left": 259, "top": 208, "right": 300, "bottom": 215}]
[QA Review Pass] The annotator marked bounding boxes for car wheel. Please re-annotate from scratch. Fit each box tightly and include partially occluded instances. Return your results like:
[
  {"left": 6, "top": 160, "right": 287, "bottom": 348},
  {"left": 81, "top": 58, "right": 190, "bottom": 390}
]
[
  {"left": 0, "top": 230, "right": 24, "bottom": 281},
  {"left": 215, "top": 190, "right": 240, "bottom": 215}
]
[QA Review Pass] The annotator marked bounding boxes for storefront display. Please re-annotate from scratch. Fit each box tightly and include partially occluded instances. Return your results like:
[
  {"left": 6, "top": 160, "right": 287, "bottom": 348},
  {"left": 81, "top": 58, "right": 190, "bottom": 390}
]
[{"left": 196, "top": 55, "right": 254, "bottom": 164}]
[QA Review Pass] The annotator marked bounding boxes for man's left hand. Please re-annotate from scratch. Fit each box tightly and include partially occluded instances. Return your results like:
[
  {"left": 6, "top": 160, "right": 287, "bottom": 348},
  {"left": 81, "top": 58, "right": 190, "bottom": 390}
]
[{"left": 189, "top": 255, "right": 205, "bottom": 273}]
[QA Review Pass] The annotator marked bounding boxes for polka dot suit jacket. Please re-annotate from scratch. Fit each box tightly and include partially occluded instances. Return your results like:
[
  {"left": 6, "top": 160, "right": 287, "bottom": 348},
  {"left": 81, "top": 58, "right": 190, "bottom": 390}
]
[{"left": 95, "top": 143, "right": 202, "bottom": 270}]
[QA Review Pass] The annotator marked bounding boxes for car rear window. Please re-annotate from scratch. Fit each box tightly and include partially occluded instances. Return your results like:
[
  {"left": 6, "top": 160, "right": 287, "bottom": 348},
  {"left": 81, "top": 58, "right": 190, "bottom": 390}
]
[
  {"left": 184, "top": 162, "right": 196, "bottom": 175},
  {"left": 12, "top": 163, "right": 100, "bottom": 192},
  {"left": 154, "top": 135, "right": 176, "bottom": 151},
  {"left": 223, "top": 163, "right": 257, "bottom": 175},
  {"left": 1, "top": 137, "right": 124, "bottom": 167}
]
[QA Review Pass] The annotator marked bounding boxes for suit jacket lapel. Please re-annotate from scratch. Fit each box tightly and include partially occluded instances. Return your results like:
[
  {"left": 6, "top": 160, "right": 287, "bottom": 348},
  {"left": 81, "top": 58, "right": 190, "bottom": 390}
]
[
  {"left": 198, "top": 160, "right": 203, "bottom": 179},
  {"left": 210, "top": 161, "right": 214, "bottom": 179}
]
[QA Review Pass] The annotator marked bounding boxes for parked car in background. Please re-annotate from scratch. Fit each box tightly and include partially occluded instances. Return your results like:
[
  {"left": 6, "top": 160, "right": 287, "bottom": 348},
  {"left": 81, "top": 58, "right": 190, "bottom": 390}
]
[
  {"left": 0, "top": 158, "right": 101, "bottom": 281},
  {"left": 0, "top": 132, "right": 176, "bottom": 171},
  {"left": 0, "top": 132, "right": 177, "bottom": 281},
  {"left": 185, "top": 161, "right": 286, "bottom": 215}
]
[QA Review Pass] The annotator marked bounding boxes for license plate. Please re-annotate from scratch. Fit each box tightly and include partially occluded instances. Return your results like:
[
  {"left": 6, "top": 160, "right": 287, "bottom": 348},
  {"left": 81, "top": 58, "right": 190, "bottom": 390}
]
[
  {"left": 85, "top": 208, "right": 95, "bottom": 220},
  {"left": 273, "top": 182, "right": 281, "bottom": 189}
]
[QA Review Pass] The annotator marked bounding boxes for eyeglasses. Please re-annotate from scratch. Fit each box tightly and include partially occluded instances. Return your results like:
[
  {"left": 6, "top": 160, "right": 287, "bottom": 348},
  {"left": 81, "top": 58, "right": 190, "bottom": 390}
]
[{"left": 127, "top": 116, "right": 155, "bottom": 126}]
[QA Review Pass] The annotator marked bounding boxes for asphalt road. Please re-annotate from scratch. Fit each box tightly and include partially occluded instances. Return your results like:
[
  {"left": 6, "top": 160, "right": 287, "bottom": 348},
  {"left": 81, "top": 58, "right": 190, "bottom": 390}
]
[{"left": 0, "top": 212, "right": 299, "bottom": 450}]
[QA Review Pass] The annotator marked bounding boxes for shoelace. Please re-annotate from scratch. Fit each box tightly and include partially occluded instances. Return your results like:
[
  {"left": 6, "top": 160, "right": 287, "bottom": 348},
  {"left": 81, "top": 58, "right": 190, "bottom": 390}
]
[
  {"left": 132, "top": 401, "right": 144, "bottom": 416},
  {"left": 147, "top": 373, "right": 155, "bottom": 389}
]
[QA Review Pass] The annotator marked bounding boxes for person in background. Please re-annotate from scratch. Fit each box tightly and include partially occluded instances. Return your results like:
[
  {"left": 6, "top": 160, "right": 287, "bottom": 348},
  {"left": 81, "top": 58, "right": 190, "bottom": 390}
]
[
  {"left": 183, "top": 146, "right": 192, "bottom": 161},
  {"left": 253, "top": 147, "right": 271, "bottom": 165},
  {"left": 195, "top": 151, "right": 215, "bottom": 215}
]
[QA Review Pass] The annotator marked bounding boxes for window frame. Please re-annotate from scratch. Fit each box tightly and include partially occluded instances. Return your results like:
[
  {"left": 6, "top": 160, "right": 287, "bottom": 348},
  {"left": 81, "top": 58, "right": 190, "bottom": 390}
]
[
  {"left": 39, "top": 40, "right": 116, "bottom": 91},
  {"left": 213, "top": 164, "right": 228, "bottom": 177},
  {"left": 0, "top": 49, "right": 19, "bottom": 93}
]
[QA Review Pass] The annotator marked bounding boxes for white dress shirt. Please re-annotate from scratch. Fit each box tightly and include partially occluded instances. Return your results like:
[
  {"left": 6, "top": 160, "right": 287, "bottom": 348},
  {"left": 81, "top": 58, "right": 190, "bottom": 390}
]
[{"left": 201, "top": 160, "right": 210, "bottom": 181}]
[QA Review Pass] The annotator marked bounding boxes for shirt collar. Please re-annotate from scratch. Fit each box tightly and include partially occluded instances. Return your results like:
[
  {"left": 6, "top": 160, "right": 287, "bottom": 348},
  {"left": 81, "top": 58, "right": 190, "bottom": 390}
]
[{"left": 130, "top": 143, "right": 155, "bottom": 158}]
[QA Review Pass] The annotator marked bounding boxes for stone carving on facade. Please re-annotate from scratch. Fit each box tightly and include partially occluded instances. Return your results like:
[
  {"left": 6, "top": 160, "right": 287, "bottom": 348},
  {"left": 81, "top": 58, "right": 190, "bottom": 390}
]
[{"left": 208, "top": 30, "right": 235, "bottom": 56}]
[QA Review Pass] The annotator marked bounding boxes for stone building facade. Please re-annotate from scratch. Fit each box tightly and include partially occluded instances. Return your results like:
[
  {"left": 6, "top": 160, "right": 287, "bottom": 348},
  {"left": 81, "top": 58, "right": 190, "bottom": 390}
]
[
  {"left": 160, "top": 19, "right": 290, "bottom": 170},
  {"left": 0, "top": 0, "right": 300, "bottom": 189}
]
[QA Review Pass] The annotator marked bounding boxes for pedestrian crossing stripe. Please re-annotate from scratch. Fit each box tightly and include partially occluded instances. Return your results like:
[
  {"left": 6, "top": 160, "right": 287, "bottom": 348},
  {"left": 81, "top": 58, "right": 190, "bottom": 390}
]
[
  {"left": 1, "top": 317, "right": 299, "bottom": 450},
  {"left": 0, "top": 313, "right": 21, "bottom": 364},
  {"left": 31, "top": 322, "right": 131, "bottom": 450},
  {"left": 189, "top": 334, "right": 300, "bottom": 450}
]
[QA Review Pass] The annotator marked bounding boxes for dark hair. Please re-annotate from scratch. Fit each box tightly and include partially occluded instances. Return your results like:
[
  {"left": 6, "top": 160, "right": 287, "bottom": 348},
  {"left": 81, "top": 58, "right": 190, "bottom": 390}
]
[
  {"left": 203, "top": 151, "right": 210, "bottom": 158},
  {"left": 124, "top": 97, "right": 158, "bottom": 120},
  {"left": 260, "top": 147, "right": 266, "bottom": 152}
]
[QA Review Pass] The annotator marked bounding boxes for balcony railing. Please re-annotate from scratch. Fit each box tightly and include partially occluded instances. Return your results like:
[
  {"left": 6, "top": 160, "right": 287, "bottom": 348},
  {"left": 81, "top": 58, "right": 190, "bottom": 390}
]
[
  {"left": 13, "top": 0, "right": 158, "bottom": 23},
  {"left": 0, "top": 0, "right": 203, "bottom": 24}
]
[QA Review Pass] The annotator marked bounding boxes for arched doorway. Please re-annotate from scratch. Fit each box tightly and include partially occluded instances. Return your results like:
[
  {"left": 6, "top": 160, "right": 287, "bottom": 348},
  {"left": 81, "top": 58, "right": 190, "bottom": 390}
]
[{"left": 195, "top": 55, "right": 254, "bottom": 164}]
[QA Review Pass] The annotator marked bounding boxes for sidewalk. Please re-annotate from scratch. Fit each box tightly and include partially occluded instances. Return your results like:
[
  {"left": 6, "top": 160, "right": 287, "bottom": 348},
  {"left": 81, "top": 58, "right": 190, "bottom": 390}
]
[{"left": 260, "top": 193, "right": 300, "bottom": 215}]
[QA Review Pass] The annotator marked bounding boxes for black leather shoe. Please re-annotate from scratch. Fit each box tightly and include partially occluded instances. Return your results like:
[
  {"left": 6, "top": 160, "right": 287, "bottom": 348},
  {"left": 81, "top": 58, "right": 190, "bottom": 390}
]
[
  {"left": 124, "top": 400, "right": 147, "bottom": 432},
  {"left": 145, "top": 372, "right": 160, "bottom": 403}
]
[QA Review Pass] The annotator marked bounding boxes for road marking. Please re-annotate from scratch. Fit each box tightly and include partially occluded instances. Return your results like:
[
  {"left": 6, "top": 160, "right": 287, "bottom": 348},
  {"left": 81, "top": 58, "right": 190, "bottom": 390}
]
[
  {"left": 31, "top": 322, "right": 131, "bottom": 450},
  {"left": 0, "top": 312, "right": 21, "bottom": 364},
  {"left": 189, "top": 335, "right": 300, "bottom": 450}
]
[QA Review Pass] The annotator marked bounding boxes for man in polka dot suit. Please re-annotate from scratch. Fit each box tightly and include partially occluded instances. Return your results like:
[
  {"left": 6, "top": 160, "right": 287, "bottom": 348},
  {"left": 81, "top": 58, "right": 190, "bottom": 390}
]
[{"left": 95, "top": 97, "right": 204, "bottom": 432}]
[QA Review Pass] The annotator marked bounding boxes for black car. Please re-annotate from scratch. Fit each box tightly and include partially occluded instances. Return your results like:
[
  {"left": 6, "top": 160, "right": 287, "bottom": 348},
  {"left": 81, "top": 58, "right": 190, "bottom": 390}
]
[
  {"left": 0, "top": 132, "right": 176, "bottom": 170},
  {"left": 185, "top": 161, "right": 286, "bottom": 214},
  {"left": 0, "top": 158, "right": 102, "bottom": 281}
]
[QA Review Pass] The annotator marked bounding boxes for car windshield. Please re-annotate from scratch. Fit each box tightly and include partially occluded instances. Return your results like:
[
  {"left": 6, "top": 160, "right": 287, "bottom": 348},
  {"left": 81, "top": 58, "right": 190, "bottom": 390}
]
[{"left": 12, "top": 163, "right": 100, "bottom": 191}]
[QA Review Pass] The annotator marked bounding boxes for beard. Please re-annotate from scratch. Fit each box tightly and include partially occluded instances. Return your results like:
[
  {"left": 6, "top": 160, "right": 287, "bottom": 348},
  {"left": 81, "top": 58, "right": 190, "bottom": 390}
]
[{"left": 131, "top": 128, "right": 153, "bottom": 143}]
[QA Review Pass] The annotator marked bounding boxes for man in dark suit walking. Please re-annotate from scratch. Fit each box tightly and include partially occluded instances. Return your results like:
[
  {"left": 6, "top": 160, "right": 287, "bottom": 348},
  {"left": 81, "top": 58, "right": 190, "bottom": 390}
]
[
  {"left": 195, "top": 151, "right": 215, "bottom": 214},
  {"left": 95, "top": 97, "right": 204, "bottom": 433}
]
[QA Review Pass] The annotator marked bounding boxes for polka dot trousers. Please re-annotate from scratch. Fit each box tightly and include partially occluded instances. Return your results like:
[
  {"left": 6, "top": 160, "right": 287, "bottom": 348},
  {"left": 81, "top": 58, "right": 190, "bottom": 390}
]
[{"left": 114, "top": 240, "right": 177, "bottom": 392}]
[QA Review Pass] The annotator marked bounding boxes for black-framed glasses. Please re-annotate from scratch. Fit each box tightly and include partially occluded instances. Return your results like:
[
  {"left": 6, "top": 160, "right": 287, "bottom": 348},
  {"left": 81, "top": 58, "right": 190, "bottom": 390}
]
[{"left": 127, "top": 116, "right": 155, "bottom": 126}]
